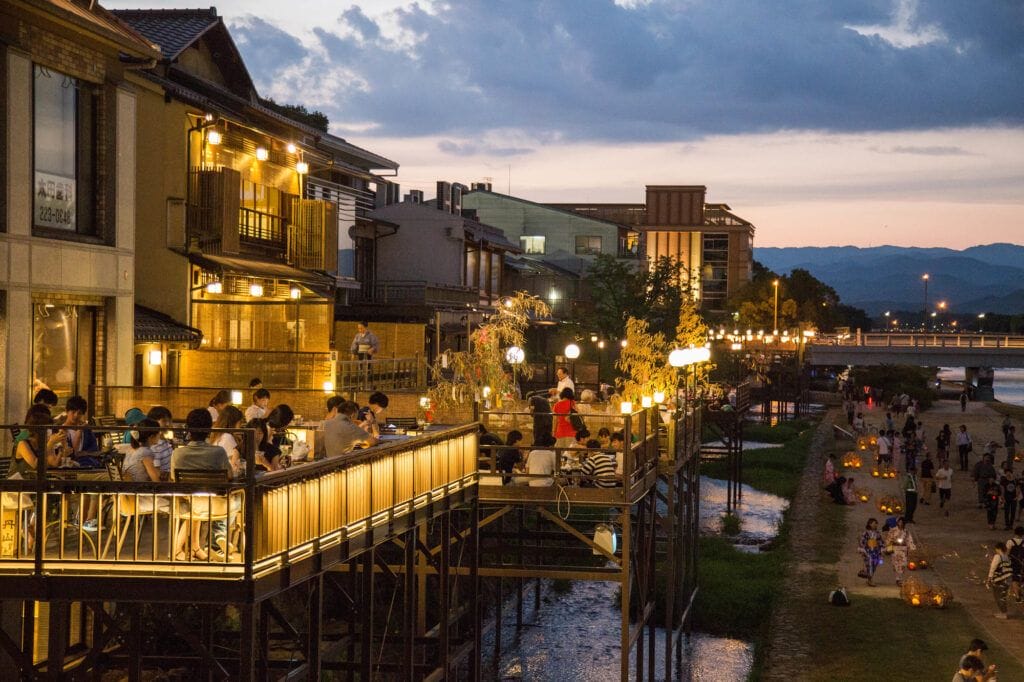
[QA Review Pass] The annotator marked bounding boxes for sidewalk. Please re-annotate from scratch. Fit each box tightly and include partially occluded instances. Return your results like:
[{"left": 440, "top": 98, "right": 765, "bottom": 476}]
[{"left": 838, "top": 398, "right": 1024, "bottom": 668}]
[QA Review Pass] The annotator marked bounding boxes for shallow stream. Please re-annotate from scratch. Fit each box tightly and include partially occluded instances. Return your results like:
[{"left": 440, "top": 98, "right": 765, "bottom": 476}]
[{"left": 484, "top": 475, "right": 789, "bottom": 680}]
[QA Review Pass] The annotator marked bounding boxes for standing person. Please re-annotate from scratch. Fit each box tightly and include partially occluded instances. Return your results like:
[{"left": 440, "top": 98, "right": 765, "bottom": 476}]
[
  {"left": 1001, "top": 468, "right": 1019, "bottom": 531},
  {"left": 877, "top": 430, "right": 892, "bottom": 474},
  {"left": 888, "top": 517, "right": 916, "bottom": 586},
  {"left": 858, "top": 518, "right": 884, "bottom": 587},
  {"left": 936, "top": 423, "right": 951, "bottom": 460},
  {"left": 553, "top": 366, "right": 575, "bottom": 397},
  {"left": 987, "top": 542, "right": 1013, "bottom": 619},
  {"left": 960, "top": 389, "right": 969, "bottom": 412},
  {"left": 903, "top": 466, "right": 919, "bottom": 523},
  {"left": 350, "top": 321, "right": 379, "bottom": 385},
  {"left": 844, "top": 398, "right": 855, "bottom": 426},
  {"left": 974, "top": 454, "right": 998, "bottom": 507},
  {"left": 935, "top": 459, "right": 954, "bottom": 516},
  {"left": 823, "top": 453, "right": 837, "bottom": 487},
  {"left": 529, "top": 396, "right": 553, "bottom": 446},
  {"left": 920, "top": 450, "right": 935, "bottom": 505},
  {"left": 984, "top": 481, "right": 1001, "bottom": 531},
  {"left": 956, "top": 425, "right": 973, "bottom": 472},
  {"left": 1005, "top": 426, "right": 1019, "bottom": 467},
  {"left": 1007, "top": 526, "right": 1024, "bottom": 605},
  {"left": 552, "top": 387, "right": 578, "bottom": 449}
]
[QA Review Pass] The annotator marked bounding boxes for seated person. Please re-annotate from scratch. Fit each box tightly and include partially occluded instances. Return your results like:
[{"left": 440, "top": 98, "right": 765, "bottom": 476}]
[
  {"left": 479, "top": 425, "right": 504, "bottom": 470},
  {"left": 62, "top": 395, "right": 98, "bottom": 456},
  {"left": 581, "top": 440, "right": 618, "bottom": 488},
  {"left": 122, "top": 418, "right": 164, "bottom": 482},
  {"left": 359, "top": 391, "right": 389, "bottom": 437},
  {"left": 322, "top": 397, "right": 377, "bottom": 456},
  {"left": 610, "top": 431, "right": 626, "bottom": 475},
  {"left": 597, "top": 428, "right": 612, "bottom": 448},
  {"left": 210, "top": 405, "right": 246, "bottom": 478},
  {"left": 245, "top": 388, "right": 271, "bottom": 422},
  {"left": 826, "top": 476, "right": 848, "bottom": 505},
  {"left": 170, "top": 409, "right": 230, "bottom": 561},
  {"left": 523, "top": 433, "right": 557, "bottom": 487},
  {"left": 496, "top": 430, "right": 523, "bottom": 485},
  {"left": 249, "top": 404, "right": 296, "bottom": 470},
  {"left": 146, "top": 406, "right": 175, "bottom": 479}
]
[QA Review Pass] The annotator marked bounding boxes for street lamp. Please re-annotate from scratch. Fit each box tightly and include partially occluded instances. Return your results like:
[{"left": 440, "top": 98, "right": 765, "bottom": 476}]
[
  {"left": 978, "top": 313, "right": 986, "bottom": 333},
  {"left": 772, "top": 279, "right": 780, "bottom": 337},
  {"left": 505, "top": 346, "right": 525, "bottom": 365},
  {"left": 922, "top": 273, "right": 929, "bottom": 327}
]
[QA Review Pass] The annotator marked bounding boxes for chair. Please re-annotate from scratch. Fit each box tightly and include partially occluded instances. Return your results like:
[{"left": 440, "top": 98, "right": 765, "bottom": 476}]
[
  {"left": 101, "top": 454, "right": 169, "bottom": 560},
  {"left": 173, "top": 469, "right": 238, "bottom": 562}
]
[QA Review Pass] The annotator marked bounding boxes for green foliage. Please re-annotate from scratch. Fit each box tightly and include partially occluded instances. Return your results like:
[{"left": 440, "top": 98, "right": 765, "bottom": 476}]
[
  {"left": 721, "top": 512, "right": 742, "bottom": 535},
  {"left": 260, "top": 97, "right": 330, "bottom": 132},
  {"left": 616, "top": 317, "right": 676, "bottom": 404},
  {"left": 850, "top": 365, "right": 936, "bottom": 410},
  {"left": 702, "top": 422, "right": 815, "bottom": 499},
  {"left": 582, "top": 254, "right": 695, "bottom": 339},
  {"left": 427, "top": 292, "right": 550, "bottom": 411}
]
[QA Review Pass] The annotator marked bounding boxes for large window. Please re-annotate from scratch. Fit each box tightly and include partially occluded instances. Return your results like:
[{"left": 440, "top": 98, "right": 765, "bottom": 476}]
[
  {"left": 574, "top": 235, "right": 602, "bottom": 255},
  {"left": 520, "top": 235, "right": 545, "bottom": 254},
  {"left": 33, "top": 66, "right": 96, "bottom": 236},
  {"left": 701, "top": 233, "right": 730, "bottom": 308},
  {"left": 33, "top": 304, "right": 96, "bottom": 402}
]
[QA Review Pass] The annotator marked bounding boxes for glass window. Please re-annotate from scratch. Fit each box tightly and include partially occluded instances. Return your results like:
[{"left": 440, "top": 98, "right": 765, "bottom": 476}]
[
  {"left": 33, "top": 66, "right": 96, "bottom": 235},
  {"left": 33, "top": 304, "right": 95, "bottom": 402},
  {"left": 575, "top": 235, "right": 602, "bottom": 255},
  {"left": 520, "top": 236, "right": 545, "bottom": 254}
]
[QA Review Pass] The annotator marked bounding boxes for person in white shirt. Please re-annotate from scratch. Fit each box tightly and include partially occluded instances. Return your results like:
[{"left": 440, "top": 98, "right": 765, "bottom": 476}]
[
  {"left": 524, "top": 433, "right": 557, "bottom": 487},
  {"left": 553, "top": 366, "right": 575, "bottom": 398},
  {"left": 244, "top": 388, "right": 270, "bottom": 422},
  {"left": 934, "top": 459, "right": 954, "bottom": 516}
]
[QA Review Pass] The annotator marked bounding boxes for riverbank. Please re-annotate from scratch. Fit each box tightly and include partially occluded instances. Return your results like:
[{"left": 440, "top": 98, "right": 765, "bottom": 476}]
[{"left": 760, "top": 402, "right": 1024, "bottom": 680}]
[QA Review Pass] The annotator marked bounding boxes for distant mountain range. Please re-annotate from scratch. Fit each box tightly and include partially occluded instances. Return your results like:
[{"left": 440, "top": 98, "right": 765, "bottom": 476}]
[{"left": 754, "top": 243, "right": 1024, "bottom": 315}]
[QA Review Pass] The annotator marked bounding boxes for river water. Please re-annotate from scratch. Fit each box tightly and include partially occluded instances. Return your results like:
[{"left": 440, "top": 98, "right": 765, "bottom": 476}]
[
  {"left": 486, "top": 472, "right": 788, "bottom": 680},
  {"left": 937, "top": 367, "right": 1024, "bottom": 406}
]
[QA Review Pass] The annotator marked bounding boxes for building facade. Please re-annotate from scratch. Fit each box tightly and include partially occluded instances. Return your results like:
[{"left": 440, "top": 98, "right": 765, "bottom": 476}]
[
  {"left": 114, "top": 8, "right": 398, "bottom": 390},
  {"left": 0, "top": 0, "right": 160, "bottom": 423}
]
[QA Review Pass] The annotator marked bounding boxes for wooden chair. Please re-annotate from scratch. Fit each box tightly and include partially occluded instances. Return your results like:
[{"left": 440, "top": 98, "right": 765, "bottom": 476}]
[
  {"left": 101, "top": 454, "right": 170, "bottom": 560},
  {"left": 173, "top": 469, "right": 238, "bottom": 562}
]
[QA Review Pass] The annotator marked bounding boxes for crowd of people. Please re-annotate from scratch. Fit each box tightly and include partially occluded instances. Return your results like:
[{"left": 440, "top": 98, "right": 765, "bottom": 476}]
[
  {"left": 830, "top": 384, "right": 1024, "bottom": 678},
  {"left": 5, "top": 383, "right": 399, "bottom": 560}
]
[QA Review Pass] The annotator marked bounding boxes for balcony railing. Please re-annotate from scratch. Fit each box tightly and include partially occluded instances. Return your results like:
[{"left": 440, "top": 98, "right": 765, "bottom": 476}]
[
  {"left": 0, "top": 424, "right": 478, "bottom": 580},
  {"left": 352, "top": 281, "right": 480, "bottom": 307},
  {"left": 187, "top": 168, "right": 335, "bottom": 271}
]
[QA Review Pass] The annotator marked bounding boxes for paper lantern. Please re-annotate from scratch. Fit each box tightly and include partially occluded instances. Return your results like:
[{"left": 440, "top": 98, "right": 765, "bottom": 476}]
[
  {"left": 856, "top": 488, "right": 872, "bottom": 503},
  {"left": 907, "top": 561, "right": 917, "bottom": 571},
  {"left": 842, "top": 451, "right": 862, "bottom": 469},
  {"left": 871, "top": 468, "right": 880, "bottom": 478}
]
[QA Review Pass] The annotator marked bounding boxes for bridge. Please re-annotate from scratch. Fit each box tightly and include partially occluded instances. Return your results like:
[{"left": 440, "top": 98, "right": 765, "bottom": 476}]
[{"left": 804, "top": 333, "right": 1024, "bottom": 400}]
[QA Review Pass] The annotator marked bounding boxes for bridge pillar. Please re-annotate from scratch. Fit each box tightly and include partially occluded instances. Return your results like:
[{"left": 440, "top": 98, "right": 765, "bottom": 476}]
[{"left": 968, "top": 366, "right": 995, "bottom": 401}]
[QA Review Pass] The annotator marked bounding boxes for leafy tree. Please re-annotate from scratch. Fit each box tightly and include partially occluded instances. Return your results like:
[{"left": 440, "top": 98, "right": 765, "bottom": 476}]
[
  {"left": 582, "top": 254, "right": 693, "bottom": 339},
  {"left": 260, "top": 97, "right": 330, "bottom": 132}
]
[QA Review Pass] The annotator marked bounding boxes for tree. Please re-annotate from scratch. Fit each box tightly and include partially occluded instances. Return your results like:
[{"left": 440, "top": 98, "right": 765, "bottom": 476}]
[
  {"left": 260, "top": 97, "right": 330, "bottom": 133},
  {"left": 582, "top": 254, "right": 694, "bottom": 339},
  {"left": 426, "top": 292, "right": 549, "bottom": 412}
]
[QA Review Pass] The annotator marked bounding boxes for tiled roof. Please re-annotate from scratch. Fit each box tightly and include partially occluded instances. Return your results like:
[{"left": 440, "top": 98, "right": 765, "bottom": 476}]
[
  {"left": 134, "top": 306, "right": 203, "bottom": 347},
  {"left": 22, "top": 0, "right": 159, "bottom": 58},
  {"left": 110, "top": 8, "right": 219, "bottom": 61}
]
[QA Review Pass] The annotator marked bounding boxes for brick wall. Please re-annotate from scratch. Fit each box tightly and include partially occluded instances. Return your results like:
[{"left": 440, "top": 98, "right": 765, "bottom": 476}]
[{"left": 335, "top": 321, "right": 425, "bottom": 359}]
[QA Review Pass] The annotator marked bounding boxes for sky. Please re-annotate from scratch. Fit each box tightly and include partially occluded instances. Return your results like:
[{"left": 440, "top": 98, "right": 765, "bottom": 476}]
[{"left": 105, "top": 0, "right": 1024, "bottom": 248}]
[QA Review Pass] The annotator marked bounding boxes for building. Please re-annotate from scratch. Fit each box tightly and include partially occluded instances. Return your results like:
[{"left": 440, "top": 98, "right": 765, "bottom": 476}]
[
  {"left": 112, "top": 7, "right": 399, "bottom": 389},
  {"left": 0, "top": 0, "right": 161, "bottom": 422},
  {"left": 551, "top": 185, "right": 755, "bottom": 311},
  {"left": 346, "top": 184, "right": 519, "bottom": 357}
]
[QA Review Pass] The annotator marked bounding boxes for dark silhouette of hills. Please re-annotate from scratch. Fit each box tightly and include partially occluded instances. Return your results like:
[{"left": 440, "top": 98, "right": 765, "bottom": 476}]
[{"left": 755, "top": 243, "right": 1024, "bottom": 315}]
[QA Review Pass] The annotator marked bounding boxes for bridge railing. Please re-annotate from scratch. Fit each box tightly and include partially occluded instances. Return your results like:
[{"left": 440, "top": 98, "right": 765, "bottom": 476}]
[{"left": 812, "top": 333, "right": 1024, "bottom": 349}]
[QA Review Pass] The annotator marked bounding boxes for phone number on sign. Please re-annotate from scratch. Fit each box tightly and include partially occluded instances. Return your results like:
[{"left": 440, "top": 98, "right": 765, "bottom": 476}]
[{"left": 37, "top": 206, "right": 74, "bottom": 226}]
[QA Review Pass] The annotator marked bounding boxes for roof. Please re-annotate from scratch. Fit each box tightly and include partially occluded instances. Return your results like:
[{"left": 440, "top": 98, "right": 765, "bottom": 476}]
[
  {"left": 462, "top": 189, "right": 631, "bottom": 230},
  {"left": 504, "top": 254, "right": 581, "bottom": 279},
  {"left": 190, "top": 253, "right": 337, "bottom": 290},
  {"left": 17, "top": 0, "right": 160, "bottom": 60},
  {"left": 134, "top": 305, "right": 203, "bottom": 348},
  {"left": 109, "top": 7, "right": 219, "bottom": 61}
]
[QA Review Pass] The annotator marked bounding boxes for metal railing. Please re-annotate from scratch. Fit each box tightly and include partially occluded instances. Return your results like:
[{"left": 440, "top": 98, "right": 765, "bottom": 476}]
[
  {"left": 0, "top": 424, "right": 478, "bottom": 578},
  {"left": 352, "top": 281, "right": 479, "bottom": 307}
]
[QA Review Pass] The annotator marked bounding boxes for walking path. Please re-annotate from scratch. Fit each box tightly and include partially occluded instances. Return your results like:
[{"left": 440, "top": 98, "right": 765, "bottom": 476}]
[
  {"left": 838, "top": 398, "right": 1024, "bottom": 667},
  {"left": 761, "top": 398, "right": 1024, "bottom": 680}
]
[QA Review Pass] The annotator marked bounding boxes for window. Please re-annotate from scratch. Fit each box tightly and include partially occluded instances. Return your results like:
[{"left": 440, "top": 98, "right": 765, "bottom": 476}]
[
  {"left": 575, "top": 235, "right": 602, "bottom": 255},
  {"left": 520, "top": 235, "right": 545, "bottom": 254},
  {"left": 33, "top": 66, "right": 96, "bottom": 236},
  {"left": 701, "top": 233, "right": 730, "bottom": 308}
]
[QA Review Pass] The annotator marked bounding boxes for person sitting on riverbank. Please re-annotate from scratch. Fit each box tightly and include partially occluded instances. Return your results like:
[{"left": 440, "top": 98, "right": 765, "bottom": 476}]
[
  {"left": 842, "top": 477, "right": 857, "bottom": 505},
  {"left": 958, "top": 639, "right": 998, "bottom": 681},
  {"left": 953, "top": 654, "right": 985, "bottom": 682}
]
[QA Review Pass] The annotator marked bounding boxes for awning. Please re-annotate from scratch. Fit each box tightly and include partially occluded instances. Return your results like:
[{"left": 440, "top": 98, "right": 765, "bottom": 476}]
[
  {"left": 189, "top": 254, "right": 337, "bottom": 291},
  {"left": 134, "top": 305, "right": 203, "bottom": 348}
]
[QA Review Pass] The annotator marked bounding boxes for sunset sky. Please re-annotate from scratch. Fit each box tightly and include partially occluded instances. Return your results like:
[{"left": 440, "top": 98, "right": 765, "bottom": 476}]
[{"left": 107, "top": 0, "right": 1024, "bottom": 248}]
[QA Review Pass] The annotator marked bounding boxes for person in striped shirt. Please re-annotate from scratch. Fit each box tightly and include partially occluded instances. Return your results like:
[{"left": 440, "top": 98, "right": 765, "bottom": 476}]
[{"left": 582, "top": 439, "right": 619, "bottom": 488}]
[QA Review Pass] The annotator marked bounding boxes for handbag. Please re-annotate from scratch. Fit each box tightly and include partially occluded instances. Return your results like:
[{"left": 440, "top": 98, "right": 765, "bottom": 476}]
[{"left": 884, "top": 541, "right": 895, "bottom": 555}]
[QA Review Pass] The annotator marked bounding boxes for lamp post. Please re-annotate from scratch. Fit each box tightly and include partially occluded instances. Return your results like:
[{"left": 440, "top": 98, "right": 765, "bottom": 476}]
[
  {"left": 921, "top": 273, "right": 929, "bottom": 329},
  {"left": 772, "top": 279, "right": 780, "bottom": 339}
]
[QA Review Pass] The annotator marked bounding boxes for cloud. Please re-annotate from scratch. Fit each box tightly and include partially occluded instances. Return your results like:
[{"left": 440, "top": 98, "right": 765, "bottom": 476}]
[
  {"left": 226, "top": 0, "right": 1024, "bottom": 143},
  {"left": 884, "top": 145, "right": 973, "bottom": 155},
  {"left": 437, "top": 140, "right": 534, "bottom": 157}
]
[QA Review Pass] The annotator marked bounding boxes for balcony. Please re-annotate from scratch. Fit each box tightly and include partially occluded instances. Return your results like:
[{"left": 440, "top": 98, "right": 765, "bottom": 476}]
[
  {"left": 352, "top": 281, "right": 479, "bottom": 307},
  {"left": 188, "top": 168, "right": 336, "bottom": 272}
]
